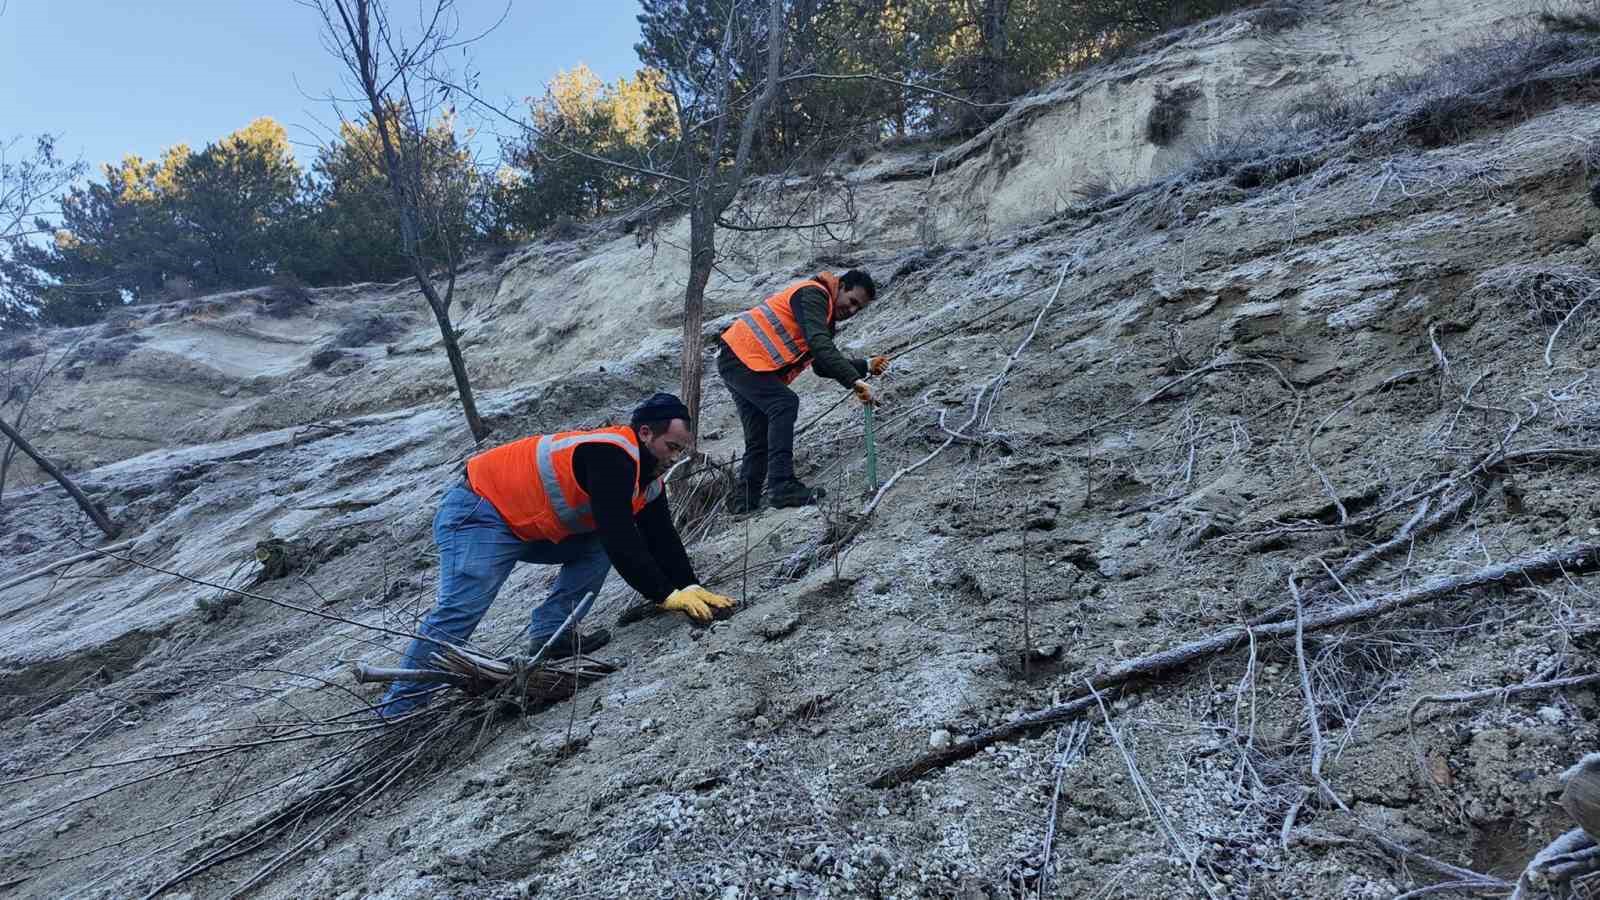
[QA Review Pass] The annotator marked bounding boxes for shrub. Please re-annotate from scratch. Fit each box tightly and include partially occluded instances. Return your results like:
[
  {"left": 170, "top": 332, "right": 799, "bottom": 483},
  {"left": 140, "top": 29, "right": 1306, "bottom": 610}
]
[
  {"left": 1250, "top": 3, "right": 1308, "bottom": 32},
  {"left": 1373, "top": 28, "right": 1598, "bottom": 146},
  {"left": 1540, "top": 6, "right": 1600, "bottom": 35},
  {"left": 74, "top": 335, "right": 144, "bottom": 366},
  {"left": 1146, "top": 84, "right": 1201, "bottom": 146},
  {"left": 258, "top": 273, "right": 315, "bottom": 319},
  {"left": 1072, "top": 173, "right": 1127, "bottom": 204},
  {"left": 331, "top": 314, "right": 405, "bottom": 348},
  {"left": 159, "top": 275, "right": 197, "bottom": 303},
  {"left": 1179, "top": 25, "right": 1600, "bottom": 189},
  {"left": 544, "top": 214, "right": 585, "bottom": 242},
  {"left": 1473, "top": 263, "right": 1600, "bottom": 325},
  {"left": 309, "top": 347, "right": 347, "bottom": 370},
  {"left": 100, "top": 311, "right": 139, "bottom": 338}
]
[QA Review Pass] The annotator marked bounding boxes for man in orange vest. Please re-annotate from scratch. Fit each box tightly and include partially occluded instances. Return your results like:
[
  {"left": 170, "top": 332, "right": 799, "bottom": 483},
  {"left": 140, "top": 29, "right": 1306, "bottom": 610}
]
[
  {"left": 717, "top": 269, "right": 888, "bottom": 512},
  {"left": 378, "top": 393, "right": 736, "bottom": 718}
]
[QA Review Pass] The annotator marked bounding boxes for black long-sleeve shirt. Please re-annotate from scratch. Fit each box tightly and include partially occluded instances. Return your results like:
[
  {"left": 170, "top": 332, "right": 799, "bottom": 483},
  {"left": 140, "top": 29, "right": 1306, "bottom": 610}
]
[
  {"left": 787, "top": 286, "right": 869, "bottom": 388},
  {"left": 570, "top": 441, "right": 697, "bottom": 603}
]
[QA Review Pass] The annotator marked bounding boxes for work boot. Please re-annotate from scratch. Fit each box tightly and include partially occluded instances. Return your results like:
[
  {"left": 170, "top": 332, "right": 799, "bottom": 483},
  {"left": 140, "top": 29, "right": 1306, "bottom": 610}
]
[
  {"left": 768, "top": 479, "right": 826, "bottom": 508},
  {"left": 531, "top": 628, "right": 612, "bottom": 660}
]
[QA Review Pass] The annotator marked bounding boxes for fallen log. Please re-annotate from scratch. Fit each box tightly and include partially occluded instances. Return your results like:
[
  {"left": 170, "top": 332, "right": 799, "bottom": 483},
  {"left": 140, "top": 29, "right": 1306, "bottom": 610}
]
[{"left": 867, "top": 542, "right": 1600, "bottom": 788}]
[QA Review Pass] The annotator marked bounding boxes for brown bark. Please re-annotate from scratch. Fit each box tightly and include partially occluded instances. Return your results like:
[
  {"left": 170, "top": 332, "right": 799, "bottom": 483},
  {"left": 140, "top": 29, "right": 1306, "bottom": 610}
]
[
  {"left": 0, "top": 416, "right": 119, "bottom": 538},
  {"left": 680, "top": 205, "right": 715, "bottom": 439}
]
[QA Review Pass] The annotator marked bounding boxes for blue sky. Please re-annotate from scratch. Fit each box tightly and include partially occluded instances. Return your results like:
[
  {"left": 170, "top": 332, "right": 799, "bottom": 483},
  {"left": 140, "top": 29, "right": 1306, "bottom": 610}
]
[{"left": 0, "top": 0, "right": 644, "bottom": 172}]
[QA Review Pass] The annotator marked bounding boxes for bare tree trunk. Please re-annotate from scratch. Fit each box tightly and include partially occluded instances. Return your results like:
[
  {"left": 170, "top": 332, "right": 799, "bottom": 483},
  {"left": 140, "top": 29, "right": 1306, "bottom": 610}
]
[
  {"left": 415, "top": 279, "right": 487, "bottom": 440},
  {"left": 972, "top": 0, "right": 1013, "bottom": 109},
  {"left": 673, "top": 0, "right": 785, "bottom": 441},
  {"left": 0, "top": 416, "right": 119, "bottom": 538},
  {"left": 329, "top": 0, "right": 489, "bottom": 443},
  {"left": 680, "top": 205, "right": 715, "bottom": 440}
]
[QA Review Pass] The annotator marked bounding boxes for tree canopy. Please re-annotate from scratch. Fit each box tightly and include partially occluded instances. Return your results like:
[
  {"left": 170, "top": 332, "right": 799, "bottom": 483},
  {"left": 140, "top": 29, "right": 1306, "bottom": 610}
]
[{"left": 2, "top": 0, "right": 1268, "bottom": 330}]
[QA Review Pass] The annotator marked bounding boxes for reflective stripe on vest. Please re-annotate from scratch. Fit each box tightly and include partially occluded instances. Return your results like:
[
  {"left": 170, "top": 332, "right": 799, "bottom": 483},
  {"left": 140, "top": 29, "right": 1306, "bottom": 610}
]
[
  {"left": 741, "top": 303, "right": 805, "bottom": 360},
  {"left": 466, "top": 426, "right": 664, "bottom": 542},
  {"left": 535, "top": 431, "right": 650, "bottom": 534},
  {"left": 720, "top": 273, "right": 839, "bottom": 378}
]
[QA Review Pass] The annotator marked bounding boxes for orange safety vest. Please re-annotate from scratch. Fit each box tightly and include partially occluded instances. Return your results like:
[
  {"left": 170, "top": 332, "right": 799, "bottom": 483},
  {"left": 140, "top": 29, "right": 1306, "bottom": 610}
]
[
  {"left": 464, "top": 425, "right": 665, "bottom": 543},
  {"left": 720, "top": 272, "right": 840, "bottom": 384}
]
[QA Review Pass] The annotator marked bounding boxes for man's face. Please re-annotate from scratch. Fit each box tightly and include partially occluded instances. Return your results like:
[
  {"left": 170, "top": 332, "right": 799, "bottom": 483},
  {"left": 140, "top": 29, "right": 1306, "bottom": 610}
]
[
  {"left": 639, "top": 418, "right": 694, "bottom": 472},
  {"left": 835, "top": 286, "right": 871, "bottom": 321}
]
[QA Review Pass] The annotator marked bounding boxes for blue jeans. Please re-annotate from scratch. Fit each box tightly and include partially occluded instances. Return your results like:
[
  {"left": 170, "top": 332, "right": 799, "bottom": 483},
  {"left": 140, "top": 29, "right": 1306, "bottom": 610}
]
[{"left": 378, "top": 481, "right": 611, "bottom": 717}]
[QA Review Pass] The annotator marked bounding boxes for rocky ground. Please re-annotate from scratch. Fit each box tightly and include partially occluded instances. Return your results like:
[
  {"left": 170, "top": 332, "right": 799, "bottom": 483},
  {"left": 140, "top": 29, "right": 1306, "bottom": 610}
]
[{"left": 5, "top": 1, "right": 1600, "bottom": 897}]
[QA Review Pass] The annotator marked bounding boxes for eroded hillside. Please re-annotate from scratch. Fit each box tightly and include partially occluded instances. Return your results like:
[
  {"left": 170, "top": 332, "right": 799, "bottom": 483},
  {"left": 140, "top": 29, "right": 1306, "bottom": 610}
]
[{"left": 4, "top": 1, "right": 1600, "bottom": 897}]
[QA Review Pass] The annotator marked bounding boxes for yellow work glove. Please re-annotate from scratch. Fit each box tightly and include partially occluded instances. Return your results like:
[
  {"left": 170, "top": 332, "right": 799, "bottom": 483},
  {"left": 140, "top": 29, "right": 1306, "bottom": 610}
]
[
  {"left": 868, "top": 355, "right": 891, "bottom": 377},
  {"left": 853, "top": 380, "right": 877, "bottom": 406},
  {"left": 660, "top": 584, "right": 737, "bottom": 622}
]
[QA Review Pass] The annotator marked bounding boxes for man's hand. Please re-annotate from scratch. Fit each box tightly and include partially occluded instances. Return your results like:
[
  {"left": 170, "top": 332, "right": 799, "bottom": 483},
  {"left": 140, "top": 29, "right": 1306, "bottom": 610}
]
[
  {"left": 661, "top": 585, "right": 737, "bottom": 622},
  {"left": 853, "top": 380, "right": 877, "bottom": 406},
  {"left": 868, "top": 355, "right": 891, "bottom": 376}
]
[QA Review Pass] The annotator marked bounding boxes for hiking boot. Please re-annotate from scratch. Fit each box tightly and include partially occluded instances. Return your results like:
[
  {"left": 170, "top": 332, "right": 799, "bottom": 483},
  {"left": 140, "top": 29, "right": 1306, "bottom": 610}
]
[
  {"left": 532, "top": 627, "right": 612, "bottom": 660},
  {"left": 768, "top": 480, "right": 827, "bottom": 508}
]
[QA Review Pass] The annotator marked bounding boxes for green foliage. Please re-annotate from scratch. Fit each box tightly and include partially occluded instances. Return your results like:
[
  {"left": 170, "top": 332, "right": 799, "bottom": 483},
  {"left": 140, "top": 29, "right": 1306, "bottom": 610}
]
[
  {"left": 498, "top": 66, "right": 676, "bottom": 234},
  {"left": 13, "top": 119, "right": 307, "bottom": 325},
  {"left": 170, "top": 118, "right": 305, "bottom": 285},
  {"left": 5, "top": 1, "right": 1329, "bottom": 330},
  {"left": 9, "top": 111, "right": 494, "bottom": 327},
  {"left": 305, "top": 106, "right": 485, "bottom": 282}
]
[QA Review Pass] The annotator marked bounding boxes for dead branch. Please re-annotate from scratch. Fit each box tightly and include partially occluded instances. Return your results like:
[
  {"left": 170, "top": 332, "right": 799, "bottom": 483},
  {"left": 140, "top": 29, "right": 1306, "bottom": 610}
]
[
  {"left": 863, "top": 261, "right": 1071, "bottom": 517},
  {"left": 1408, "top": 672, "right": 1600, "bottom": 727},
  {"left": 1038, "top": 721, "right": 1087, "bottom": 898},
  {"left": 1545, "top": 289, "right": 1599, "bottom": 367},
  {"left": 1391, "top": 881, "right": 1511, "bottom": 899},
  {"left": 1329, "top": 491, "right": 1470, "bottom": 586},
  {"left": 0, "top": 415, "right": 119, "bottom": 537},
  {"left": 1291, "top": 574, "right": 1347, "bottom": 812},
  {"left": 0, "top": 539, "right": 132, "bottom": 593},
  {"left": 1064, "top": 359, "right": 1302, "bottom": 446},
  {"left": 1307, "top": 397, "right": 1359, "bottom": 526},
  {"left": 867, "top": 542, "right": 1600, "bottom": 787},
  {"left": 1089, "top": 683, "right": 1223, "bottom": 899},
  {"left": 83, "top": 543, "right": 432, "bottom": 644}
]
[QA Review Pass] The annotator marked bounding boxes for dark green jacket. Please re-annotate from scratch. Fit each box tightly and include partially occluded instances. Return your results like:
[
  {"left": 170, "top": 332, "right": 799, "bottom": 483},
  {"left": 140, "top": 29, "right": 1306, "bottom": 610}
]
[{"left": 787, "top": 286, "right": 869, "bottom": 388}]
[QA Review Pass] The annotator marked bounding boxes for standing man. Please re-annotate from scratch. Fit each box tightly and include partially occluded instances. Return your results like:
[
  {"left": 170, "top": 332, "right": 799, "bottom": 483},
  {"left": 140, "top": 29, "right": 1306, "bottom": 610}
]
[
  {"left": 379, "top": 393, "right": 736, "bottom": 717},
  {"left": 717, "top": 269, "right": 889, "bottom": 512}
]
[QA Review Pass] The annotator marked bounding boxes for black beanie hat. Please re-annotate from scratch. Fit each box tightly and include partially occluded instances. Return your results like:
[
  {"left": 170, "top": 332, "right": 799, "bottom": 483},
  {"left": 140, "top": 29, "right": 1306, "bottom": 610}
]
[{"left": 631, "top": 392, "right": 691, "bottom": 426}]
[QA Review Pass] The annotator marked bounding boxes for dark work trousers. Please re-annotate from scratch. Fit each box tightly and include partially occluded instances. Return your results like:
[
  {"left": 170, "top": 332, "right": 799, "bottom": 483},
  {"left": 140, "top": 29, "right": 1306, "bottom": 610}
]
[{"left": 717, "top": 344, "right": 800, "bottom": 497}]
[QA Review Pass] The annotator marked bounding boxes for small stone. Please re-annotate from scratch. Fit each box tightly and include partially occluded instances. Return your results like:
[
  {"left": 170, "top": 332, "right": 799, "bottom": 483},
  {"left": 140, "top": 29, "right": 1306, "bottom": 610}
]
[
  {"left": 756, "top": 613, "right": 801, "bottom": 641},
  {"left": 1538, "top": 706, "right": 1565, "bottom": 725},
  {"left": 929, "top": 729, "right": 953, "bottom": 750}
]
